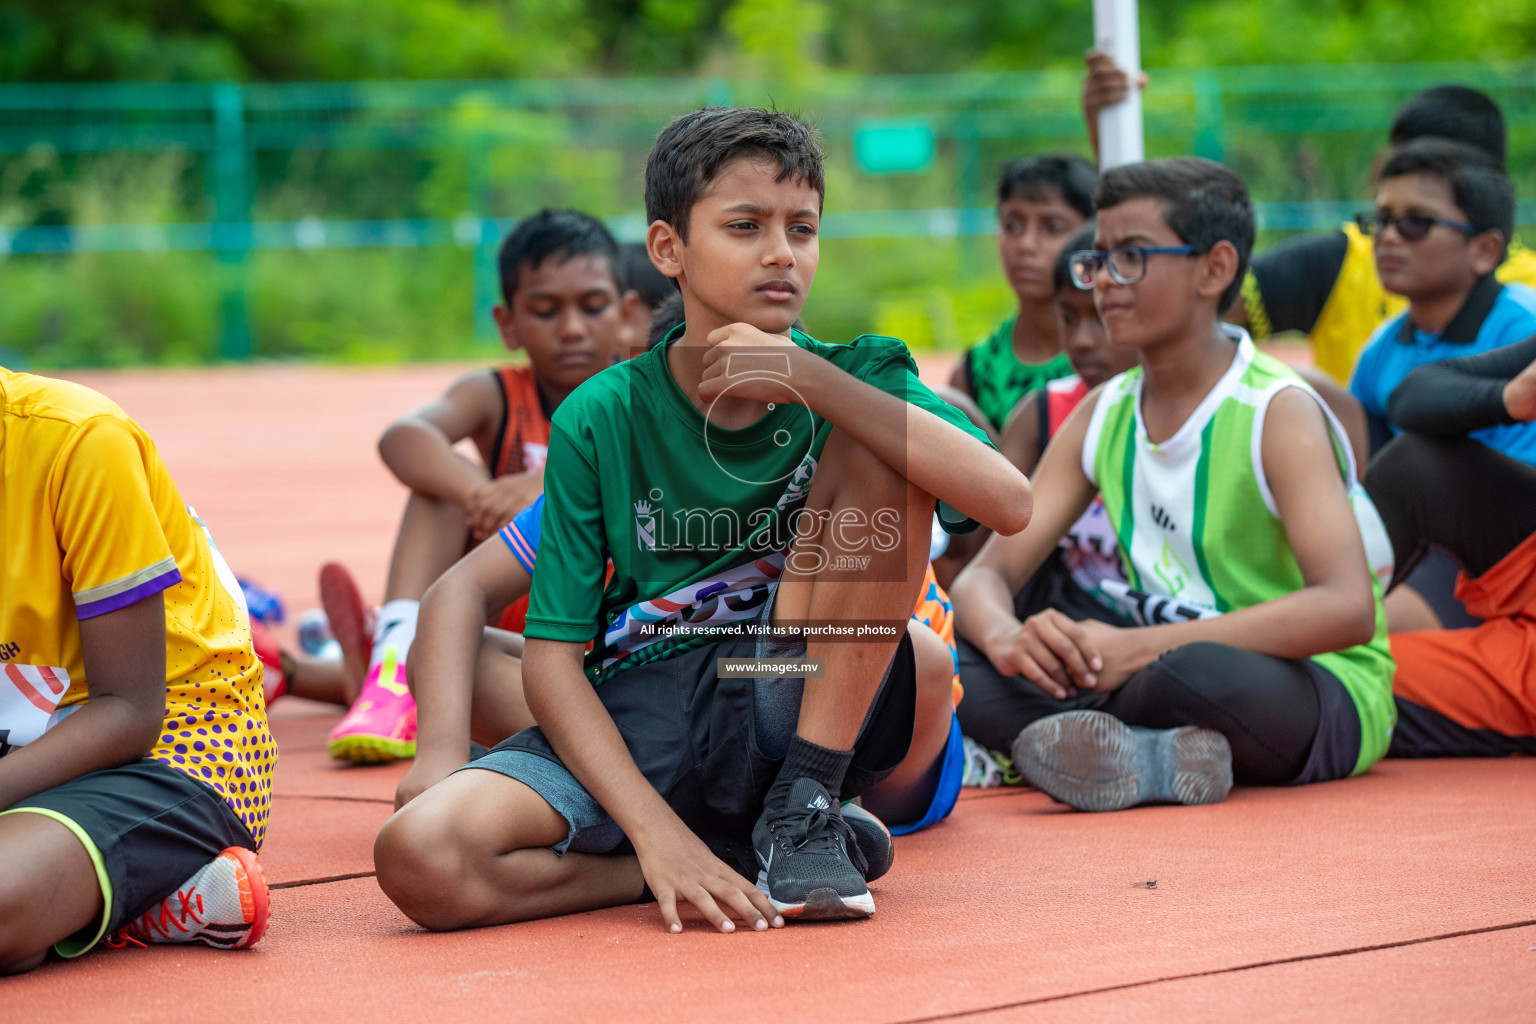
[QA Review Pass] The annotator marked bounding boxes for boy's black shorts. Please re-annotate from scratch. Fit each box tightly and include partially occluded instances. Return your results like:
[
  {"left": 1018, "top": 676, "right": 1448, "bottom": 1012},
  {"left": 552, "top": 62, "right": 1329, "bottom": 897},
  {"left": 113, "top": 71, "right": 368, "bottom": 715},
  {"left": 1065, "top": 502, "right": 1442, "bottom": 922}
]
[
  {"left": 2, "top": 759, "right": 256, "bottom": 957},
  {"left": 487, "top": 624, "right": 917, "bottom": 877}
]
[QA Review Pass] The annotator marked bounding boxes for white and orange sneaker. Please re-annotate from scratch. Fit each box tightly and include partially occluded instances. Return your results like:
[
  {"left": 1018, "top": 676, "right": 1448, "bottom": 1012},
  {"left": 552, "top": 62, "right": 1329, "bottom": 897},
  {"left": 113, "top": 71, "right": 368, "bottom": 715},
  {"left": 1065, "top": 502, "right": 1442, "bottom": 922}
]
[
  {"left": 108, "top": 846, "right": 270, "bottom": 950},
  {"left": 327, "top": 650, "right": 417, "bottom": 764}
]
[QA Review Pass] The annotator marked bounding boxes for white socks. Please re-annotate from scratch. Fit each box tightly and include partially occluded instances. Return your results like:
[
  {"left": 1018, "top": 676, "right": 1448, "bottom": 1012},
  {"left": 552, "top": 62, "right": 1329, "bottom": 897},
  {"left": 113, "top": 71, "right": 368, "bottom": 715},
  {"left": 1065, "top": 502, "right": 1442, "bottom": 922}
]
[{"left": 369, "top": 599, "right": 420, "bottom": 672}]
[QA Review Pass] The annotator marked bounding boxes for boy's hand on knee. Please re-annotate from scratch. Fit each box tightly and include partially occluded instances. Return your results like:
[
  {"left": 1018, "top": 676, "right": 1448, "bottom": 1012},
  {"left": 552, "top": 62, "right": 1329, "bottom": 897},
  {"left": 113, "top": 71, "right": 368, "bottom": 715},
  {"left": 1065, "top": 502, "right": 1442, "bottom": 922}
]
[
  {"left": 394, "top": 755, "right": 461, "bottom": 811},
  {"left": 1071, "top": 620, "right": 1150, "bottom": 694},
  {"left": 635, "top": 821, "right": 784, "bottom": 934},
  {"left": 699, "top": 324, "right": 819, "bottom": 408},
  {"left": 985, "top": 610, "right": 1103, "bottom": 700},
  {"left": 464, "top": 474, "right": 541, "bottom": 540}
]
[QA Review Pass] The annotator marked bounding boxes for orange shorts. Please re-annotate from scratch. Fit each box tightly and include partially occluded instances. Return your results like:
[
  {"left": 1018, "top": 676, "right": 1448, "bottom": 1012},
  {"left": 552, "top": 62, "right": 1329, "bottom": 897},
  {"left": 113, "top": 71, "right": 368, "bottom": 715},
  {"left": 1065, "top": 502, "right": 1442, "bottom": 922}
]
[{"left": 1391, "top": 529, "right": 1536, "bottom": 744}]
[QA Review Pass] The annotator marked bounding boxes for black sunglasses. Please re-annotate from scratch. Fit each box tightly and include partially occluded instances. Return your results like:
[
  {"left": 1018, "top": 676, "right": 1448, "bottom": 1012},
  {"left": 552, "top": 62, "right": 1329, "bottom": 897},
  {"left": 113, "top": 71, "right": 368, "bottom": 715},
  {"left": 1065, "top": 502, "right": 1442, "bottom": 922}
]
[{"left": 1355, "top": 210, "right": 1478, "bottom": 243}]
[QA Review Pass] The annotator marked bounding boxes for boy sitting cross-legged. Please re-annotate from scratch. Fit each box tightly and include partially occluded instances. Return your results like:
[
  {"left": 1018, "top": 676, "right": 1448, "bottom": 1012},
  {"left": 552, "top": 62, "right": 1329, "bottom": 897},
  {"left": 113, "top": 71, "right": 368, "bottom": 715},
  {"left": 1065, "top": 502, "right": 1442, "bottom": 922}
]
[
  {"left": 0, "top": 370, "right": 276, "bottom": 972},
  {"left": 391, "top": 298, "right": 971, "bottom": 834},
  {"left": 1348, "top": 140, "right": 1536, "bottom": 634},
  {"left": 374, "top": 106, "right": 1029, "bottom": 931},
  {"left": 949, "top": 158, "right": 1396, "bottom": 811},
  {"left": 324, "top": 209, "right": 636, "bottom": 763}
]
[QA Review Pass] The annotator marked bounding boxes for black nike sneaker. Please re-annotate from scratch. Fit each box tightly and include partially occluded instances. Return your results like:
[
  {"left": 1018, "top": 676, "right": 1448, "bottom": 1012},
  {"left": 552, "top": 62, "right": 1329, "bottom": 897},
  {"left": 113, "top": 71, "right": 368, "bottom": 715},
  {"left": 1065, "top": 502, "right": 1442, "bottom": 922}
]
[
  {"left": 753, "top": 778, "right": 876, "bottom": 919},
  {"left": 838, "top": 801, "right": 894, "bottom": 883}
]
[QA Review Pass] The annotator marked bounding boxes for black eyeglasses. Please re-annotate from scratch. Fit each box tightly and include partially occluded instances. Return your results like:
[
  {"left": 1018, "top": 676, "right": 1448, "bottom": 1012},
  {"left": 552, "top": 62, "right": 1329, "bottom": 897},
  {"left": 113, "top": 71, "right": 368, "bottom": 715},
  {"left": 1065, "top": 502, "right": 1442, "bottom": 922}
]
[
  {"left": 1355, "top": 210, "right": 1478, "bottom": 243},
  {"left": 1068, "top": 245, "right": 1200, "bottom": 289}
]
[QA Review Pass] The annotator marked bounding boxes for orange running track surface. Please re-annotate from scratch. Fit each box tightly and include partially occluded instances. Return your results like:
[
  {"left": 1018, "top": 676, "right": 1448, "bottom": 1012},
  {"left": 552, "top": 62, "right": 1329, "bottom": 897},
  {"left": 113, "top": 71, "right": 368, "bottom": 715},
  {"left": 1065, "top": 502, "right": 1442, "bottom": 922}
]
[{"left": 8, "top": 361, "right": 1532, "bottom": 1024}]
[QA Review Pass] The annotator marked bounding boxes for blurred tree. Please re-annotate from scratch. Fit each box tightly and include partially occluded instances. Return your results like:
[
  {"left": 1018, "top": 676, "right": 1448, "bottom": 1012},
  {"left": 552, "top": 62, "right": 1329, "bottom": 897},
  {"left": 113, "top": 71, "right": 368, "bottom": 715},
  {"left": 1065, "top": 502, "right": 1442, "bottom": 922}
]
[{"left": 7, "top": 0, "right": 1536, "bottom": 84}]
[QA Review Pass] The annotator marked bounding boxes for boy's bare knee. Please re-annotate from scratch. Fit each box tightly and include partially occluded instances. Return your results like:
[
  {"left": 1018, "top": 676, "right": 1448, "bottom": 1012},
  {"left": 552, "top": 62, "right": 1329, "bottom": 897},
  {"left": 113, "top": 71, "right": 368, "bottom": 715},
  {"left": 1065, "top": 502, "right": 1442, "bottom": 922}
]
[
  {"left": 375, "top": 806, "right": 481, "bottom": 931},
  {"left": 818, "top": 429, "right": 902, "bottom": 493},
  {"left": 812, "top": 430, "right": 934, "bottom": 541},
  {"left": 909, "top": 622, "right": 953, "bottom": 700},
  {"left": 0, "top": 945, "right": 48, "bottom": 976},
  {"left": 0, "top": 889, "right": 50, "bottom": 973}
]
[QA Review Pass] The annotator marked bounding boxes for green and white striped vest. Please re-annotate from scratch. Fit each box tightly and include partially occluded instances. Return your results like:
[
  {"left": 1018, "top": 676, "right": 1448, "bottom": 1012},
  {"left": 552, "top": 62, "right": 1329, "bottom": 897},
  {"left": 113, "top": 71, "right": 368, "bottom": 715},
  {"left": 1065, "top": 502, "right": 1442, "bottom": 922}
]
[{"left": 1082, "top": 331, "right": 1396, "bottom": 774}]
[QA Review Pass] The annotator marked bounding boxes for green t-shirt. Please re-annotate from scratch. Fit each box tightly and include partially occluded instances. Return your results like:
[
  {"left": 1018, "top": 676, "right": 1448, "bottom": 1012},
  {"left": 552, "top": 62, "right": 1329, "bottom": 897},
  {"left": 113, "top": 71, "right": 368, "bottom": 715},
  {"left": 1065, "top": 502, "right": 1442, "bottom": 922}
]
[
  {"left": 962, "top": 314, "right": 1074, "bottom": 431},
  {"left": 525, "top": 326, "right": 994, "bottom": 684}
]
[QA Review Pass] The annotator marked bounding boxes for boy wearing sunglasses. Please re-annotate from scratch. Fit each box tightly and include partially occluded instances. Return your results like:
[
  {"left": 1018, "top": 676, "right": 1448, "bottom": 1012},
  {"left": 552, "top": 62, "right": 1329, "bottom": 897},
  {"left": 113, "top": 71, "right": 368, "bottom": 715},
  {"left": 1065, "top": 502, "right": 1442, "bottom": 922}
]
[
  {"left": 1349, "top": 139, "right": 1536, "bottom": 464},
  {"left": 950, "top": 157, "right": 1394, "bottom": 812}
]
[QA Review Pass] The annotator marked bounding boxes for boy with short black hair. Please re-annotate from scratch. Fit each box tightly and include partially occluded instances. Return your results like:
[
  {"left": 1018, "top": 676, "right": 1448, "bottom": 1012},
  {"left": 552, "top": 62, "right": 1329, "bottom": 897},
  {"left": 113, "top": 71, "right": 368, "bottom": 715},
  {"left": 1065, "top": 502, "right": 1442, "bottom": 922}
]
[
  {"left": 950, "top": 157, "right": 1395, "bottom": 810},
  {"left": 619, "top": 241, "right": 679, "bottom": 352},
  {"left": 0, "top": 369, "right": 275, "bottom": 972},
  {"left": 958, "top": 220, "right": 1137, "bottom": 780},
  {"left": 950, "top": 154, "right": 1097, "bottom": 431},
  {"left": 1084, "top": 56, "right": 1536, "bottom": 384},
  {"left": 1367, "top": 335, "right": 1536, "bottom": 757},
  {"left": 375, "top": 105, "right": 1028, "bottom": 931},
  {"left": 1350, "top": 139, "right": 1536, "bottom": 459},
  {"left": 324, "top": 209, "right": 636, "bottom": 763},
  {"left": 1348, "top": 140, "right": 1536, "bottom": 633}
]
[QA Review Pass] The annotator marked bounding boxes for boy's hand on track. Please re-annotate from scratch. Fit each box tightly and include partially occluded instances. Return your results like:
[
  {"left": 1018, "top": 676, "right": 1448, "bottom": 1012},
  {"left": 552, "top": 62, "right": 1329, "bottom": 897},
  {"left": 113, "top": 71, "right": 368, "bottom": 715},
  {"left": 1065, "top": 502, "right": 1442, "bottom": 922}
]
[{"left": 634, "top": 819, "right": 784, "bottom": 934}]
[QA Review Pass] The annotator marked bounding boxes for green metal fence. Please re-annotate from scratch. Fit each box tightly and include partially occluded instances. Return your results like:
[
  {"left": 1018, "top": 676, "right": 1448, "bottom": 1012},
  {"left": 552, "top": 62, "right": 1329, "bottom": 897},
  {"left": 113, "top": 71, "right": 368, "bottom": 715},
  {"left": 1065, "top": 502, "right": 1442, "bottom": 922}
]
[{"left": 4, "top": 62, "right": 1536, "bottom": 365}]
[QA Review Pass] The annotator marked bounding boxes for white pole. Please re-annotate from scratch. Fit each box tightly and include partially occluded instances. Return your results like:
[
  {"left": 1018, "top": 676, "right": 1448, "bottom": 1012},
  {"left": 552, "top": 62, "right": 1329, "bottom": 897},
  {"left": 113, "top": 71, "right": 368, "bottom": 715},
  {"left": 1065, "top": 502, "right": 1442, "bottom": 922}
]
[{"left": 1093, "top": 0, "right": 1144, "bottom": 168}]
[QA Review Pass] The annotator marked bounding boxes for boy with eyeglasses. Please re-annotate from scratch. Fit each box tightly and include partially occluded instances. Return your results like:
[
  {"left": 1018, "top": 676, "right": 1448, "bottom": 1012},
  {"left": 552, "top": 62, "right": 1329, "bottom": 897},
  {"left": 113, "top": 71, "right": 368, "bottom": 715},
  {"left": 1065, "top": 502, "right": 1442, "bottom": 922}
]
[
  {"left": 1083, "top": 56, "right": 1536, "bottom": 385},
  {"left": 949, "top": 157, "right": 1395, "bottom": 812},
  {"left": 1349, "top": 139, "right": 1536, "bottom": 462}
]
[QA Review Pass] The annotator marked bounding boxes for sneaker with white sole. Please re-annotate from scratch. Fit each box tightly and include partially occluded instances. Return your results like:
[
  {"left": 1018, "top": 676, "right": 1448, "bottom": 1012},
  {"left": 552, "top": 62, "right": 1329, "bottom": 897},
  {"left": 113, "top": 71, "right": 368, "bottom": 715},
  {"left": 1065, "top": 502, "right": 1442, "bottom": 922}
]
[
  {"left": 753, "top": 778, "right": 875, "bottom": 920},
  {"left": 108, "top": 846, "right": 270, "bottom": 950},
  {"left": 1012, "top": 710, "right": 1232, "bottom": 812},
  {"left": 960, "top": 735, "right": 1022, "bottom": 788}
]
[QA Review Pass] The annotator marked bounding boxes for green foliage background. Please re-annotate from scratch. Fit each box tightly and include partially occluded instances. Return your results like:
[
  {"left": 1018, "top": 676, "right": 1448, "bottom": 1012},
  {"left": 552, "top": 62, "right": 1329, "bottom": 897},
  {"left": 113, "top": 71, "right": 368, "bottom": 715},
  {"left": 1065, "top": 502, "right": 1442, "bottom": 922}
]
[
  {"left": 10, "top": 0, "right": 1536, "bottom": 82},
  {"left": 3, "top": 1, "right": 1536, "bottom": 367}
]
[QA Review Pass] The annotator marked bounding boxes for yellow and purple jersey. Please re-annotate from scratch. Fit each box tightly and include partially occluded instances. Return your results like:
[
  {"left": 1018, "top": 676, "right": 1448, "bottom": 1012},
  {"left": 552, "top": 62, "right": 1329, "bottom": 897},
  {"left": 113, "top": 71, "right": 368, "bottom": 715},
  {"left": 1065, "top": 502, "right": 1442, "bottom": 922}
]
[{"left": 0, "top": 369, "right": 275, "bottom": 845}]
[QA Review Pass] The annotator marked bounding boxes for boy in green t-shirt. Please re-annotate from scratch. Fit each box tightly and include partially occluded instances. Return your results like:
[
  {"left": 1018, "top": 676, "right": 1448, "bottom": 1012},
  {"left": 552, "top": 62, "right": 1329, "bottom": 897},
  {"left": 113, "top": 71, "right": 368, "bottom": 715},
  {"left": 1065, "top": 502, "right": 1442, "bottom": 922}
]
[
  {"left": 949, "top": 155, "right": 1097, "bottom": 432},
  {"left": 950, "top": 157, "right": 1396, "bottom": 812},
  {"left": 375, "top": 106, "right": 1029, "bottom": 931}
]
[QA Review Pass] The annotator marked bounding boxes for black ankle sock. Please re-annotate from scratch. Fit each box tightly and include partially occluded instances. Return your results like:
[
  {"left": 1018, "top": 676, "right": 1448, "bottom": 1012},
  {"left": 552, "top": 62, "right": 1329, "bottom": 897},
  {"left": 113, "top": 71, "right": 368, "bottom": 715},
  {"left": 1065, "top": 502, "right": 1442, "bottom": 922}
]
[{"left": 767, "top": 734, "right": 854, "bottom": 808}]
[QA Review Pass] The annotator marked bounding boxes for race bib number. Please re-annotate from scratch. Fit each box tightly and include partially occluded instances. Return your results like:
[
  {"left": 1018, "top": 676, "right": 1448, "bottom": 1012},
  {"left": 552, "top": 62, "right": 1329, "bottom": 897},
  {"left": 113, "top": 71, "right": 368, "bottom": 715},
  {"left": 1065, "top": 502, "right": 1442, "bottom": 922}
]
[{"left": 0, "top": 664, "right": 71, "bottom": 755}]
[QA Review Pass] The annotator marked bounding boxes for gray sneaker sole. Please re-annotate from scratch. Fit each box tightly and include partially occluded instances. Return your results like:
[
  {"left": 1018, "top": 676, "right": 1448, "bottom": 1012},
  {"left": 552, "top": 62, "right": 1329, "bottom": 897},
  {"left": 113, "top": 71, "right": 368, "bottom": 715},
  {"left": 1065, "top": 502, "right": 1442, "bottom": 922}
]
[
  {"left": 756, "top": 877, "right": 876, "bottom": 920},
  {"left": 1012, "top": 710, "right": 1233, "bottom": 812}
]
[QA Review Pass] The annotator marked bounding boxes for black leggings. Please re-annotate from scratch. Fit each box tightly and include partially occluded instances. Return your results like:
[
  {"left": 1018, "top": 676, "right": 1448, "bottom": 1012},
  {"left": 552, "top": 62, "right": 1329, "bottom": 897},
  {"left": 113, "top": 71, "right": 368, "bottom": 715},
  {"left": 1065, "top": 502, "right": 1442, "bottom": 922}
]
[
  {"left": 1364, "top": 432, "right": 1536, "bottom": 584},
  {"left": 956, "top": 639, "right": 1358, "bottom": 787}
]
